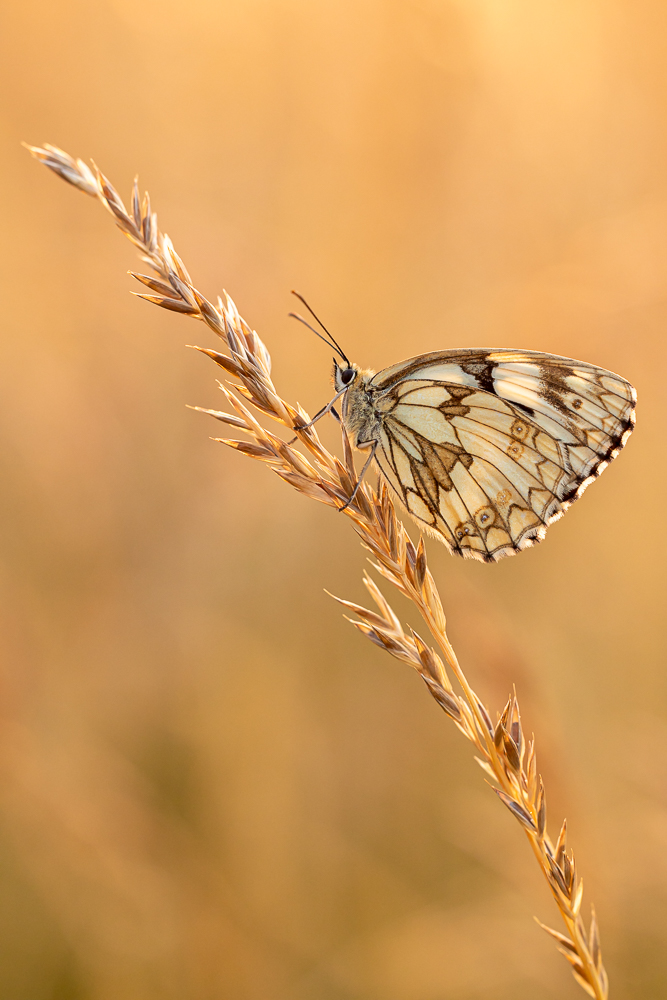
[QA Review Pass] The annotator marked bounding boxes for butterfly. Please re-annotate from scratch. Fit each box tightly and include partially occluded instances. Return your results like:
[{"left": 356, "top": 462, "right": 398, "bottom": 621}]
[{"left": 291, "top": 298, "right": 636, "bottom": 563}]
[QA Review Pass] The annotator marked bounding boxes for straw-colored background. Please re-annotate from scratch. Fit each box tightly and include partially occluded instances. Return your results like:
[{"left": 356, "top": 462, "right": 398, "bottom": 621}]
[{"left": 1, "top": 1, "right": 666, "bottom": 998}]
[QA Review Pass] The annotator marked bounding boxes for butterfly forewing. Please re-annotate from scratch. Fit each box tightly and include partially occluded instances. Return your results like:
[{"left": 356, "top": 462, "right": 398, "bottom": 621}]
[{"left": 367, "top": 349, "right": 635, "bottom": 562}]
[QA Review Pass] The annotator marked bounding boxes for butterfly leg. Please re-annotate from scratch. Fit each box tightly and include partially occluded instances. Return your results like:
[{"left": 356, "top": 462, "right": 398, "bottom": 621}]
[
  {"left": 287, "top": 387, "right": 348, "bottom": 443},
  {"left": 339, "top": 440, "right": 378, "bottom": 512}
]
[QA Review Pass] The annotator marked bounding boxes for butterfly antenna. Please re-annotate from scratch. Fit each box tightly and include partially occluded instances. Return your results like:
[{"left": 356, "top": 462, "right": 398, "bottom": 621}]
[
  {"left": 288, "top": 311, "right": 348, "bottom": 362},
  {"left": 290, "top": 291, "right": 350, "bottom": 366}
]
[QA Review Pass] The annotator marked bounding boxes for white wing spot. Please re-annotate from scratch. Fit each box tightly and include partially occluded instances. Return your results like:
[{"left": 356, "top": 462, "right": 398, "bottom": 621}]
[
  {"left": 392, "top": 404, "right": 459, "bottom": 445},
  {"left": 399, "top": 386, "right": 452, "bottom": 406},
  {"left": 407, "top": 490, "right": 435, "bottom": 524}
]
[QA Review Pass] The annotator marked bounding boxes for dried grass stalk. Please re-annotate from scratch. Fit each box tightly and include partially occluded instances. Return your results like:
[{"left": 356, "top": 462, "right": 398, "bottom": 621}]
[{"left": 27, "top": 142, "right": 609, "bottom": 1000}]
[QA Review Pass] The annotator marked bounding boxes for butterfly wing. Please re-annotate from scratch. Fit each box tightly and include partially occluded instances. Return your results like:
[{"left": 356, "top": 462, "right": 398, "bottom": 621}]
[{"left": 370, "top": 349, "right": 635, "bottom": 562}]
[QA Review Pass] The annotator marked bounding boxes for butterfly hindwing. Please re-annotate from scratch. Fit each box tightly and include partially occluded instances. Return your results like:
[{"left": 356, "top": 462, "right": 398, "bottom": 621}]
[{"left": 368, "top": 349, "right": 635, "bottom": 562}]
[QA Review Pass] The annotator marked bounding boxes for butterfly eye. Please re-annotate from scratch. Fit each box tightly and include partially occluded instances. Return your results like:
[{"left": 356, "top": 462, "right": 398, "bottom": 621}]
[{"left": 340, "top": 368, "right": 356, "bottom": 385}]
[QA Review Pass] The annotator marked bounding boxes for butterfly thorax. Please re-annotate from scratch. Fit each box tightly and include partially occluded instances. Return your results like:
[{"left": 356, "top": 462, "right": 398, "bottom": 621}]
[{"left": 333, "top": 363, "right": 382, "bottom": 449}]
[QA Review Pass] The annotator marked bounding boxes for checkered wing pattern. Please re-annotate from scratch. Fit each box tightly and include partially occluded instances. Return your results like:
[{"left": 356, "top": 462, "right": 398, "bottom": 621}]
[{"left": 368, "top": 350, "right": 635, "bottom": 562}]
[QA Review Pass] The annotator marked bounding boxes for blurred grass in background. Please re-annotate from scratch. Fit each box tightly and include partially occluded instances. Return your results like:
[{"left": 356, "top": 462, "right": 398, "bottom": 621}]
[{"left": 1, "top": 1, "right": 666, "bottom": 997}]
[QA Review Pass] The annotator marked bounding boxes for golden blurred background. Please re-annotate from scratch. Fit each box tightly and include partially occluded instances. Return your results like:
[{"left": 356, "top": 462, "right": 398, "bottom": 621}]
[{"left": 1, "top": 1, "right": 666, "bottom": 997}]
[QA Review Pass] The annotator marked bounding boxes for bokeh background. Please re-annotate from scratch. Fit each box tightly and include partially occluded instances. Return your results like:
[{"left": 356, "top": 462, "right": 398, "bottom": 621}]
[{"left": 1, "top": 1, "right": 666, "bottom": 998}]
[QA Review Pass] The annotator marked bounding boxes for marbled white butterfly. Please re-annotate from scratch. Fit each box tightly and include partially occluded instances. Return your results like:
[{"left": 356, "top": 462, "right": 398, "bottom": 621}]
[{"left": 292, "top": 298, "right": 636, "bottom": 562}]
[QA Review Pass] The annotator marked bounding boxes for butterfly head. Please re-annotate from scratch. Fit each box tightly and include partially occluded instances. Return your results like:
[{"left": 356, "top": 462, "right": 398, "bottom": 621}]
[
  {"left": 332, "top": 359, "right": 377, "bottom": 402},
  {"left": 333, "top": 359, "right": 360, "bottom": 392}
]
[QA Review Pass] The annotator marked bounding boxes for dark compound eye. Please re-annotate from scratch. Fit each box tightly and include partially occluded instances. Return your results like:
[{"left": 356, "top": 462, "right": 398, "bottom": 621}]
[{"left": 340, "top": 367, "right": 355, "bottom": 384}]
